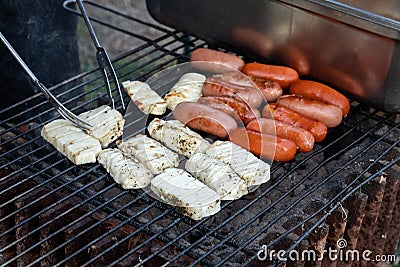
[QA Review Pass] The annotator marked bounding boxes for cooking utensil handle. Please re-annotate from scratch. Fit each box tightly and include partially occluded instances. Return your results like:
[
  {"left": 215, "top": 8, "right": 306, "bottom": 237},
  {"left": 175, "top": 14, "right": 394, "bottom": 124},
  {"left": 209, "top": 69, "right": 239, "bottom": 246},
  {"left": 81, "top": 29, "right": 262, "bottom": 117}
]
[
  {"left": 0, "top": 31, "right": 51, "bottom": 99},
  {"left": 76, "top": 0, "right": 101, "bottom": 48}
]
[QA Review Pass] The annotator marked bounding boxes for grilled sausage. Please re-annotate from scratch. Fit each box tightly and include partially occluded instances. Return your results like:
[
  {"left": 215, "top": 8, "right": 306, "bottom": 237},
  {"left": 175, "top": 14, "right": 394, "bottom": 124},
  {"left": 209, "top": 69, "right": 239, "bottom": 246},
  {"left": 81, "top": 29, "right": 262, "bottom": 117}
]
[
  {"left": 198, "top": 96, "right": 260, "bottom": 125},
  {"left": 229, "top": 127, "right": 297, "bottom": 162},
  {"left": 202, "top": 76, "right": 263, "bottom": 108},
  {"left": 242, "top": 62, "right": 299, "bottom": 88},
  {"left": 215, "top": 71, "right": 254, "bottom": 87},
  {"left": 247, "top": 118, "right": 314, "bottom": 152},
  {"left": 252, "top": 78, "right": 283, "bottom": 102},
  {"left": 190, "top": 47, "right": 245, "bottom": 73},
  {"left": 278, "top": 95, "right": 343, "bottom": 128},
  {"left": 173, "top": 101, "right": 238, "bottom": 139},
  {"left": 265, "top": 103, "right": 327, "bottom": 142},
  {"left": 290, "top": 80, "right": 350, "bottom": 116}
]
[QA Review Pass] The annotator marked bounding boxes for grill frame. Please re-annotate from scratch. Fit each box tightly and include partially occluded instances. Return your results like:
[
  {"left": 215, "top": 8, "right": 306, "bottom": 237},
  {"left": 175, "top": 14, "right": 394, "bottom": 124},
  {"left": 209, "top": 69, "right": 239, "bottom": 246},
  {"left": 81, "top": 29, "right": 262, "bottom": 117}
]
[{"left": 0, "top": 1, "right": 399, "bottom": 266}]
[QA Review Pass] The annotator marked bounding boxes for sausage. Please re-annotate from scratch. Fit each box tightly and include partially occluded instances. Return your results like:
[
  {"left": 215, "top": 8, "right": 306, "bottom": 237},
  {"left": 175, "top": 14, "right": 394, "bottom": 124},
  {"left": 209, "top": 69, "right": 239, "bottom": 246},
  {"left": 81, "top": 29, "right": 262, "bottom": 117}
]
[
  {"left": 173, "top": 101, "right": 238, "bottom": 139},
  {"left": 265, "top": 103, "right": 327, "bottom": 142},
  {"left": 211, "top": 72, "right": 282, "bottom": 102},
  {"left": 247, "top": 118, "right": 314, "bottom": 153},
  {"left": 198, "top": 96, "right": 260, "bottom": 125},
  {"left": 215, "top": 71, "right": 254, "bottom": 87},
  {"left": 190, "top": 48, "right": 245, "bottom": 73},
  {"left": 252, "top": 78, "right": 283, "bottom": 102},
  {"left": 290, "top": 80, "right": 350, "bottom": 116},
  {"left": 278, "top": 95, "right": 343, "bottom": 128},
  {"left": 229, "top": 128, "right": 297, "bottom": 162},
  {"left": 241, "top": 62, "right": 299, "bottom": 88},
  {"left": 202, "top": 76, "right": 263, "bottom": 108}
]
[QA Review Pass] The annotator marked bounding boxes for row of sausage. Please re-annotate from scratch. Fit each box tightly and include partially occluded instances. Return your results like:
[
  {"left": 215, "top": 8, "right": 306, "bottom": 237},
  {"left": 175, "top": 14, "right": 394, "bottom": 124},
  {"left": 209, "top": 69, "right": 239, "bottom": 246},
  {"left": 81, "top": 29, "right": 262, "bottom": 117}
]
[{"left": 172, "top": 47, "right": 350, "bottom": 162}]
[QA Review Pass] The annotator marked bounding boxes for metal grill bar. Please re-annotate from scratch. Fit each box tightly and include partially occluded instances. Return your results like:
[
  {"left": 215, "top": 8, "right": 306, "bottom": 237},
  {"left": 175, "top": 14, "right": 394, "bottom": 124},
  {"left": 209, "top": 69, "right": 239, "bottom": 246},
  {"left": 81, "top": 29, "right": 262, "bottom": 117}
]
[
  {"left": 162, "top": 111, "right": 396, "bottom": 266},
  {"left": 225, "top": 118, "right": 400, "bottom": 266}
]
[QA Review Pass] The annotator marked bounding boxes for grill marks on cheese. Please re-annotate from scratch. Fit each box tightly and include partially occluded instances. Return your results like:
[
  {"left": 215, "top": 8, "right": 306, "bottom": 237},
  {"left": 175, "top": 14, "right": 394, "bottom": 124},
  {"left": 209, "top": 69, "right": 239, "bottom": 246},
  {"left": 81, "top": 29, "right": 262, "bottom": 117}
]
[
  {"left": 117, "top": 134, "right": 179, "bottom": 175},
  {"left": 41, "top": 119, "right": 102, "bottom": 165},
  {"left": 185, "top": 153, "right": 248, "bottom": 200},
  {"left": 122, "top": 80, "right": 167, "bottom": 115},
  {"left": 148, "top": 118, "right": 210, "bottom": 158},
  {"left": 98, "top": 149, "right": 153, "bottom": 189},
  {"left": 151, "top": 168, "right": 221, "bottom": 220},
  {"left": 79, "top": 105, "right": 125, "bottom": 148},
  {"left": 205, "top": 141, "right": 270, "bottom": 187},
  {"left": 164, "top": 73, "right": 206, "bottom": 110}
]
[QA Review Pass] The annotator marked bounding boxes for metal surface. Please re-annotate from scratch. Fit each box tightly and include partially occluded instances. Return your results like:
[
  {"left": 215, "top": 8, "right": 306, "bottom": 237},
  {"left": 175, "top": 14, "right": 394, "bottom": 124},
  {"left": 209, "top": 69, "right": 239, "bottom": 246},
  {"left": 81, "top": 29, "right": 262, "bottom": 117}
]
[
  {"left": 0, "top": 1, "right": 399, "bottom": 266},
  {"left": 0, "top": 32, "right": 92, "bottom": 131},
  {"left": 64, "top": 0, "right": 126, "bottom": 111},
  {"left": 146, "top": 0, "right": 400, "bottom": 113}
]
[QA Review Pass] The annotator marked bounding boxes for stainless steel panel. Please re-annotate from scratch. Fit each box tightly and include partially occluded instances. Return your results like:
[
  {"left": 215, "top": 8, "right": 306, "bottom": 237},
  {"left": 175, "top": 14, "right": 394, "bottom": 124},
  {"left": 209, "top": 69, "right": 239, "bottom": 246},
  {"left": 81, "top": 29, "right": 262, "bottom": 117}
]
[{"left": 146, "top": 0, "right": 400, "bottom": 112}]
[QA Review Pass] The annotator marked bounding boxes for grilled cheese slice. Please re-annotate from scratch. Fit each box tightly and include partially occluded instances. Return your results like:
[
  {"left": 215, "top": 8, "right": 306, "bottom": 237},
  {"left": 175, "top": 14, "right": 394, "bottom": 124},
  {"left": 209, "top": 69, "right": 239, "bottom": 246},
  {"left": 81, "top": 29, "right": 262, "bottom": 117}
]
[
  {"left": 122, "top": 80, "right": 167, "bottom": 115},
  {"left": 164, "top": 73, "right": 206, "bottom": 110},
  {"left": 148, "top": 118, "right": 210, "bottom": 158},
  {"left": 116, "top": 134, "right": 179, "bottom": 175},
  {"left": 98, "top": 148, "right": 153, "bottom": 189},
  {"left": 151, "top": 168, "right": 221, "bottom": 220},
  {"left": 185, "top": 153, "right": 248, "bottom": 200},
  {"left": 205, "top": 141, "right": 270, "bottom": 187},
  {"left": 41, "top": 119, "right": 102, "bottom": 165},
  {"left": 79, "top": 105, "right": 125, "bottom": 148}
]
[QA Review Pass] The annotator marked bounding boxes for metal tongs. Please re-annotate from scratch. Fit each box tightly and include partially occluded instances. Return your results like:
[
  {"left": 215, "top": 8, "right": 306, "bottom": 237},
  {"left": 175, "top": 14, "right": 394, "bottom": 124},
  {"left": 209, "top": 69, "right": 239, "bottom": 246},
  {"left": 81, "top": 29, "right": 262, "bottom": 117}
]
[
  {"left": 0, "top": 32, "right": 92, "bottom": 130},
  {"left": 75, "top": 0, "right": 125, "bottom": 110}
]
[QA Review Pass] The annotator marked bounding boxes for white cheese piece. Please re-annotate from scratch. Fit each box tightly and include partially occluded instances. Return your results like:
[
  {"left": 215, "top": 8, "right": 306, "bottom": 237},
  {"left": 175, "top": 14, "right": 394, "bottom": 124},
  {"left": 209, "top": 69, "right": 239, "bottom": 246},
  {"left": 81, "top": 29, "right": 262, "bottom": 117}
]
[
  {"left": 116, "top": 134, "right": 179, "bottom": 175},
  {"left": 122, "top": 80, "right": 167, "bottom": 115},
  {"left": 185, "top": 153, "right": 248, "bottom": 200},
  {"left": 151, "top": 168, "right": 221, "bottom": 220},
  {"left": 164, "top": 72, "right": 206, "bottom": 110},
  {"left": 205, "top": 141, "right": 270, "bottom": 187},
  {"left": 97, "top": 148, "right": 153, "bottom": 189},
  {"left": 41, "top": 120, "right": 82, "bottom": 144},
  {"left": 148, "top": 118, "right": 210, "bottom": 158},
  {"left": 79, "top": 105, "right": 125, "bottom": 148},
  {"left": 41, "top": 119, "right": 102, "bottom": 165}
]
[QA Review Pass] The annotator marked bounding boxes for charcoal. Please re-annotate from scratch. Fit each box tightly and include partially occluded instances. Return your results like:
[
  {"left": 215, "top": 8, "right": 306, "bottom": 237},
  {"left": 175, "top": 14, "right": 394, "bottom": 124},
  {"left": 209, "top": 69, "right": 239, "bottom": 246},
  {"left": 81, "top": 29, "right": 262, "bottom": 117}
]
[
  {"left": 322, "top": 207, "right": 348, "bottom": 267},
  {"left": 14, "top": 187, "right": 54, "bottom": 266},
  {"left": 39, "top": 199, "right": 89, "bottom": 266},
  {"left": 370, "top": 163, "right": 400, "bottom": 259},
  {"left": 354, "top": 174, "right": 387, "bottom": 266},
  {"left": 383, "top": 186, "right": 400, "bottom": 256},
  {"left": 337, "top": 192, "right": 368, "bottom": 267}
]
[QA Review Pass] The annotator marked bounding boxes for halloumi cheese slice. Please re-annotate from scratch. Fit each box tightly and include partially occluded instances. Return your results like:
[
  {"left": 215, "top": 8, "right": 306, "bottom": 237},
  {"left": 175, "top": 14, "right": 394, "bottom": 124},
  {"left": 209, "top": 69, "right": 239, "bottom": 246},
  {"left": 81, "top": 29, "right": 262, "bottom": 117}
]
[
  {"left": 205, "top": 141, "right": 270, "bottom": 187},
  {"left": 164, "top": 72, "right": 206, "bottom": 110},
  {"left": 97, "top": 148, "right": 153, "bottom": 189},
  {"left": 151, "top": 168, "right": 221, "bottom": 220},
  {"left": 122, "top": 80, "right": 167, "bottom": 115},
  {"left": 41, "top": 119, "right": 102, "bottom": 165},
  {"left": 79, "top": 105, "right": 125, "bottom": 148},
  {"left": 148, "top": 118, "right": 210, "bottom": 158},
  {"left": 116, "top": 134, "right": 179, "bottom": 175},
  {"left": 185, "top": 153, "right": 248, "bottom": 200}
]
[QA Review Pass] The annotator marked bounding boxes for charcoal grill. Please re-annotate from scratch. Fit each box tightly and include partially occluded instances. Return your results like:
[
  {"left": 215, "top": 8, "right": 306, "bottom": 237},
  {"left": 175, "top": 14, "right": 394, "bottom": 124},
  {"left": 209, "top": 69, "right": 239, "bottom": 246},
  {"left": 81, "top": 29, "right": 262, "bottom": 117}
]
[{"left": 1, "top": 1, "right": 399, "bottom": 266}]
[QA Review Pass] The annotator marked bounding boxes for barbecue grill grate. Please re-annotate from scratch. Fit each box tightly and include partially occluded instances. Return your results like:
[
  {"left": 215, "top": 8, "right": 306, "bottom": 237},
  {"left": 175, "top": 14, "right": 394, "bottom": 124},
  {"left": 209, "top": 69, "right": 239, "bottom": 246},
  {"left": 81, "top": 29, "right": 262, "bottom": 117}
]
[{"left": 1, "top": 1, "right": 399, "bottom": 266}]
